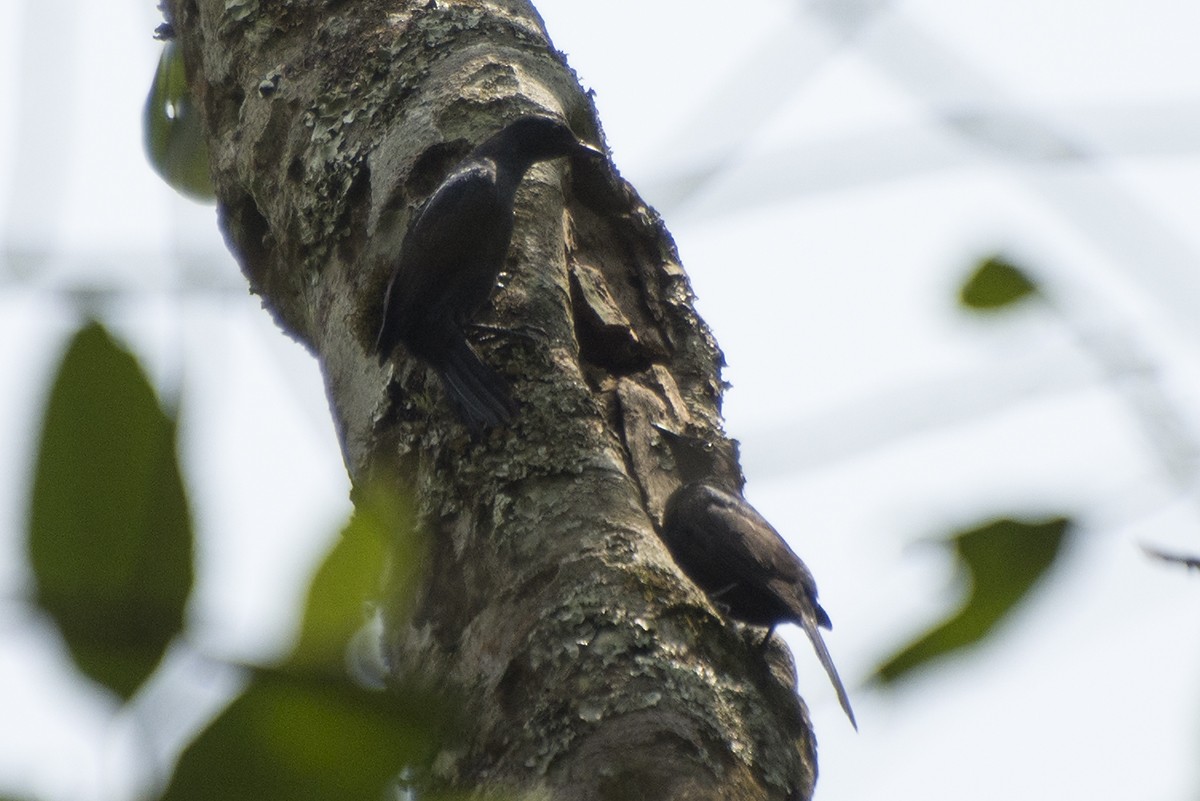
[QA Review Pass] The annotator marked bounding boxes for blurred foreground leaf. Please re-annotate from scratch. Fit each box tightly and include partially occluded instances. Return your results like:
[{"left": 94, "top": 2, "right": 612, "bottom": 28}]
[
  {"left": 144, "top": 42, "right": 214, "bottom": 201},
  {"left": 164, "top": 483, "right": 448, "bottom": 801},
  {"left": 28, "top": 322, "right": 193, "bottom": 700},
  {"left": 959, "top": 255, "right": 1039, "bottom": 310},
  {"left": 289, "top": 481, "right": 418, "bottom": 674},
  {"left": 161, "top": 668, "right": 438, "bottom": 801},
  {"left": 874, "top": 516, "right": 1072, "bottom": 684}
]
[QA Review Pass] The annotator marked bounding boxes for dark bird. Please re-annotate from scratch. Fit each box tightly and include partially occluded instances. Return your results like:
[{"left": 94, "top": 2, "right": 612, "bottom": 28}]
[
  {"left": 374, "top": 115, "right": 603, "bottom": 434},
  {"left": 660, "top": 481, "right": 856, "bottom": 727}
]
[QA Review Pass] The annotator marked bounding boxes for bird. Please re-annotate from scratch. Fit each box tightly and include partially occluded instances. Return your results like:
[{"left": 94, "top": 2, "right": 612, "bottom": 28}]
[
  {"left": 659, "top": 481, "right": 856, "bottom": 727},
  {"left": 374, "top": 115, "right": 604, "bottom": 434}
]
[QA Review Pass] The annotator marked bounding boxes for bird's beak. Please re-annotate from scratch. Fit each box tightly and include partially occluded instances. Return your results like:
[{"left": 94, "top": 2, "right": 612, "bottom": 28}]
[{"left": 575, "top": 141, "right": 606, "bottom": 159}]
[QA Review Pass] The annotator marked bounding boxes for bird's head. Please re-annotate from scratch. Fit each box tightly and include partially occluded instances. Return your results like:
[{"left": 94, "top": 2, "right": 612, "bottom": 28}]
[{"left": 479, "top": 115, "right": 605, "bottom": 168}]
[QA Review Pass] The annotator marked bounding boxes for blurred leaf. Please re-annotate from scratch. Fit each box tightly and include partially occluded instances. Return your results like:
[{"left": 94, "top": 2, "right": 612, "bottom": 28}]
[
  {"left": 874, "top": 516, "right": 1072, "bottom": 684},
  {"left": 28, "top": 321, "right": 193, "bottom": 700},
  {"left": 959, "top": 255, "right": 1039, "bottom": 310},
  {"left": 161, "top": 668, "right": 439, "bottom": 801},
  {"left": 165, "top": 481, "right": 446, "bottom": 801},
  {"left": 288, "top": 482, "right": 418, "bottom": 673},
  {"left": 144, "top": 42, "right": 214, "bottom": 201}
]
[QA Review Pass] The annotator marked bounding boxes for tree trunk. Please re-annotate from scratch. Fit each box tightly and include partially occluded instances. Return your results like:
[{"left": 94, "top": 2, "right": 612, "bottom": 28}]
[{"left": 166, "top": 0, "right": 819, "bottom": 797}]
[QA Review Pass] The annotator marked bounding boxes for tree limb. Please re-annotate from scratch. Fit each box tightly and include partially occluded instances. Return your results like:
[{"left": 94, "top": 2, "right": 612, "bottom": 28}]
[{"left": 165, "top": 0, "right": 820, "bottom": 797}]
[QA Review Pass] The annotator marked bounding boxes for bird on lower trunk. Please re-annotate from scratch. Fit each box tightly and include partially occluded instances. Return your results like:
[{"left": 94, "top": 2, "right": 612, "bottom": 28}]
[{"left": 660, "top": 481, "right": 856, "bottom": 728}]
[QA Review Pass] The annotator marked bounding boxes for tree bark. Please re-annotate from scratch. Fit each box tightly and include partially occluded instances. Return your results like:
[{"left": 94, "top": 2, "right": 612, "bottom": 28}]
[{"left": 166, "top": 0, "right": 819, "bottom": 798}]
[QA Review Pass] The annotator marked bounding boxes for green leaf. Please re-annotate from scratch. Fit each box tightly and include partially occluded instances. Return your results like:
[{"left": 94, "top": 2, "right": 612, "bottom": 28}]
[
  {"left": 161, "top": 668, "right": 440, "bottom": 801},
  {"left": 28, "top": 321, "right": 193, "bottom": 700},
  {"left": 164, "top": 479, "right": 445, "bottom": 801},
  {"left": 287, "top": 482, "right": 417, "bottom": 673},
  {"left": 959, "top": 255, "right": 1039, "bottom": 310},
  {"left": 144, "top": 42, "right": 214, "bottom": 201},
  {"left": 873, "top": 516, "right": 1072, "bottom": 685}
]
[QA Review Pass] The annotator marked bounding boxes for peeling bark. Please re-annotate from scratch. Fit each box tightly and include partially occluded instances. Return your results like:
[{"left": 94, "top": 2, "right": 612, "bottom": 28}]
[{"left": 166, "top": 0, "right": 819, "bottom": 797}]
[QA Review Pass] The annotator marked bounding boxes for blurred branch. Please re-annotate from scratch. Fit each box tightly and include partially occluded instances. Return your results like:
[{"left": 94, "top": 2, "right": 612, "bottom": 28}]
[
  {"left": 642, "top": 0, "right": 890, "bottom": 211},
  {"left": 1141, "top": 543, "right": 1200, "bottom": 571},
  {"left": 0, "top": 247, "right": 244, "bottom": 292},
  {"left": 648, "top": 100, "right": 1200, "bottom": 219},
  {"left": 740, "top": 341, "right": 1099, "bottom": 477},
  {"left": 808, "top": 5, "right": 1200, "bottom": 345}
]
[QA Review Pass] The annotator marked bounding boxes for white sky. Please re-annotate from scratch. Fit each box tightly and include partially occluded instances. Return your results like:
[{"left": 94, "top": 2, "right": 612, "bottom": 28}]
[{"left": 2, "top": 1, "right": 1200, "bottom": 799}]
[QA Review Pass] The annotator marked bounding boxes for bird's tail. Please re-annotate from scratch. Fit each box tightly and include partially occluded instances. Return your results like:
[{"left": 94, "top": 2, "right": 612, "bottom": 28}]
[
  {"left": 438, "top": 336, "right": 518, "bottom": 436},
  {"left": 799, "top": 618, "right": 857, "bottom": 730}
]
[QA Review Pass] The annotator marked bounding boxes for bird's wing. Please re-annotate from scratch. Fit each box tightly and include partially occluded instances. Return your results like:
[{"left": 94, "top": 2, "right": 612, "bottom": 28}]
[
  {"left": 703, "top": 490, "right": 834, "bottom": 629},
  {"left": 376, "top": 161, "right": 506, "bottom": 356},
  {"left": 403, "top": 161, "right": 503, "bottom": 256},
  {"left": 700, "top": 491, "right": 808, "bottom": 586},
  {"left": 396, "top": 161, "right": 507, "bottom": 299}
]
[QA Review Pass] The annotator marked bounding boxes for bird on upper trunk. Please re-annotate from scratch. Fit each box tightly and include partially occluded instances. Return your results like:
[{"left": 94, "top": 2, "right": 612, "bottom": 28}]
[
  {"left": 374, "top": 115, "right": 604, "bottom": 434},
  {"left": 660, "top": 481, "right": 856, "bottom": 728}
]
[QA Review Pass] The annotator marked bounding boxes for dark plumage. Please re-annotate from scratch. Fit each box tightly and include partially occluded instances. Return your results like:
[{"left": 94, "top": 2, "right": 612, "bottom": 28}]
[
  {"left": 660, "top": 481, "right": 856, "bottom": 727},
  {"left": 374, "top": 115, "right": 603, "bottom": 434}
]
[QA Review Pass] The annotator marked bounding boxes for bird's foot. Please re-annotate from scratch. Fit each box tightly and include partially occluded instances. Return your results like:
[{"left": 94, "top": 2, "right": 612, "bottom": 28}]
[
  {"left": 466, "top": 321, "right": 547, "bottom": 346},
  {"left": 757, "top": 625, "right": 778, "bottom": 650}
]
